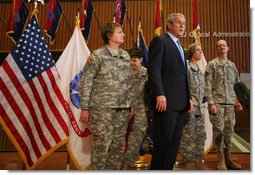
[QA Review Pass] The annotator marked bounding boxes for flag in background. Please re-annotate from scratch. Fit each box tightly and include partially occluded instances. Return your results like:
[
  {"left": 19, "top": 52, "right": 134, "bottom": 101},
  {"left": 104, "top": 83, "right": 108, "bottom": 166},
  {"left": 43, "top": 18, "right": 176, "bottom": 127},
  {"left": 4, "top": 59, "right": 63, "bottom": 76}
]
[
  {"left": 0, "top": 15, "right": 69, "bottom": 169},
  {"left": 6, "top": 0, "right": 29, "bottom": 43},
  {"left": 113, "top": 0, "right": 126, "bottom": 25},
  {"left": 191, "top": 0, "right": 200, "bottom": 44},
  {"left": 155, "top": 0, "right": 162, "bottom": 36},
  {"left": 137, "top": 21, "right": 148, "bottom": 67},
  {"left": 56, "top": 18, "right": 92, "bottom": 170},
  {"left": 191, "top": 0, "right": 207, "bottom": 73},
  {"left": 44, "top": 0, "right": 63, "bottom": 44},
  {"left": 191, "top": 0, "right": 212, "bottom": 153},
  {"left": 80, "top": 0, "right": 94, "bottom": 41}
]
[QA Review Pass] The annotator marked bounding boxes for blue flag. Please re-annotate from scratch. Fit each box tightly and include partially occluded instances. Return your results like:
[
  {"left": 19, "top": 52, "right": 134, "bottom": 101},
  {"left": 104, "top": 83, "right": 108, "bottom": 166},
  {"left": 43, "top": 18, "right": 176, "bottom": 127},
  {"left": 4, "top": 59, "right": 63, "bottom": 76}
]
[
  {"left": 80, "top": 0, "right": 94, "bottom": 41},
  {"left": 137, "top": 22, "right": 148, "bottom": 67},
  {"left": 6, "top": 0, "right": 29, "bottom": 43},
  {"left": 44, "top": 0, "right": 63, "bottom": 44}
]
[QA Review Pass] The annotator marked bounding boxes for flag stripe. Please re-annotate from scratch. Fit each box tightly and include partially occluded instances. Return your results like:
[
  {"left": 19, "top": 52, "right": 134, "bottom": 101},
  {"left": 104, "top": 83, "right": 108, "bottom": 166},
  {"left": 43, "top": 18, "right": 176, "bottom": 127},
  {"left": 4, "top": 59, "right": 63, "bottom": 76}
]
[
  {"left": 0, "top": 75, "right": 42, "bottom": 159},
  {"left": 46, "top": 69, "right": 69, "bottom": 135},
  {"left": 0, "top": 92, "right": 38, "bottom": 165},
  {"left": 36, "top": 73, "right": 64, "bottom": 143},
  {"left": 0, "top": 103, "right": 33, "bottom": 166},
  {"left": 0, "top": 66, "right": 42, "bottom": 165},
  {"left": 31, "top": 75, "right": 68, "bottom": 142},
  {"left": 1, "top": 60, "right": 53, "bottom": 151},
  {"left": 28, "top": 79, "right": 64, "bottom": 144}
]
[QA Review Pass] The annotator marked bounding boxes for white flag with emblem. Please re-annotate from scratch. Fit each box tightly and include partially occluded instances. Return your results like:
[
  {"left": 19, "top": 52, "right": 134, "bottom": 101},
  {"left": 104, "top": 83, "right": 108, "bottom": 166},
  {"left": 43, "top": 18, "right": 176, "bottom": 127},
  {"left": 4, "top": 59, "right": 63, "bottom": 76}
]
[{"left": 56, "top": 23, "right": 92, "bottom": 169}]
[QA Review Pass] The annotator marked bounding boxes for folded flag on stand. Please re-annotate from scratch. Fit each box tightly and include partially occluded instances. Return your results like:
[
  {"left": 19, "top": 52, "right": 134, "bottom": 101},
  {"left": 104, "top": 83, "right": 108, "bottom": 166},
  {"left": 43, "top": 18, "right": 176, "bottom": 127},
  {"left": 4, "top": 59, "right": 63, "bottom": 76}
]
[
  {"left": 6, "top": 0, "right": 29, "bottom": 43},
  {"left": 113, "top": 0, "right": 126, "bottom": 25},
  {"left": 0, "top": 14, "right": 70, "bottom": 169},
  {"left": 56, "top": 18, "right": 92, "bottom": 170},
  {"left": 44, "top": 0, "right": 63, "bottom": 44},
  {"left": 80, "top": 0, "right": 94, "bottom": 41}
]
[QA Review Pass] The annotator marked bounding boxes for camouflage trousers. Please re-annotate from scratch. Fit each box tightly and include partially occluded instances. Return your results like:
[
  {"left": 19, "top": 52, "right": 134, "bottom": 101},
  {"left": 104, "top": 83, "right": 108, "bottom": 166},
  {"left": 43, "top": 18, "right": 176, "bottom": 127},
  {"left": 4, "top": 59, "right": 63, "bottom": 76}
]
[
  {"left": 180, "top": 113, "right": 207, "bottom": 163},
  {"left": 123, "top": 110, "right": 149, "bottom": 166},
  {"left": 209, "top": 104, "right": 235, "bottom": 151},
  {"left": 89, "top": 107, "right": 130, "bottom": 170}
]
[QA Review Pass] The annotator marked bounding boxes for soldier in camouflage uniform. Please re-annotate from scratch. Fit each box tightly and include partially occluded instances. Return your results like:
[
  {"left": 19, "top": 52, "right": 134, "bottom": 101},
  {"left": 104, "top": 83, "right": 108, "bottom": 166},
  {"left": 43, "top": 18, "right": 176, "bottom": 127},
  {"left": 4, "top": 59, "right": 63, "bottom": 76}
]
[
  {"left": 205, "top": 40, "right": 243, "bottom": 170},
  {"left": 122, "top": 47, "right": 150, "bottom": 169},
  {"left": 79, "top": 23, "right": 134, "bottom": 170},
  {"left": 179, "top": 43, "right": 209, "bottom": 170}
]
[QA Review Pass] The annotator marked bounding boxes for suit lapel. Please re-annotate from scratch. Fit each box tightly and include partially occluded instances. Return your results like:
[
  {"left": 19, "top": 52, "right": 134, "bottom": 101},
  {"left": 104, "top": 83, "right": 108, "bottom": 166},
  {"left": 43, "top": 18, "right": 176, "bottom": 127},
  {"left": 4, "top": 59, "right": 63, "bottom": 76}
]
[{"left": 164, "top": 34, "right": 186, "bottom": 68}]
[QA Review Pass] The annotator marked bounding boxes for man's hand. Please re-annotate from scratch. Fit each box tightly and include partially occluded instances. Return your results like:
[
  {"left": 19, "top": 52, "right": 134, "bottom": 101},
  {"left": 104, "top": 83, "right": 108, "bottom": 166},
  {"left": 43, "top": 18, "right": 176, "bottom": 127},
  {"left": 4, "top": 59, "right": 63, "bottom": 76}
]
[
  {"left": 209, "top": 104, "right": 218, "bottom": 115},
  {"left": 188, "top": 99, "right": 193, "bottom": 113},
  {"left": 156, "top": 95, "right": 167, "bottom": 112},
  {"left": 79, "top": 110, "right": 90, "bottom": 124},
  {"left": 129, "top": 106, "right": 135, "bottom": 118},
  {"left": 236, "top": 102, "right": 243, "bottom": 111}
]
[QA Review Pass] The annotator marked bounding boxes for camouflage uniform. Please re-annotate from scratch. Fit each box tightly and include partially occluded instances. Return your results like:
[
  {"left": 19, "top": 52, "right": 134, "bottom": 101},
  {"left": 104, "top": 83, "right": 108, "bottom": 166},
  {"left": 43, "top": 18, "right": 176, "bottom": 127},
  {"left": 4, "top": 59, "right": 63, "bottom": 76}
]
[
  {"left": 79, "top": 45, "right": 133, "bottom": 170},
  {"left": 204, "top": 57, "right": 240, "bottom": 151},
  {"left": 123, "top": 66, "right": 150, "bottom": 166},
  {"left": 180, "top": 61, "right": 207, "bottom": 163}
]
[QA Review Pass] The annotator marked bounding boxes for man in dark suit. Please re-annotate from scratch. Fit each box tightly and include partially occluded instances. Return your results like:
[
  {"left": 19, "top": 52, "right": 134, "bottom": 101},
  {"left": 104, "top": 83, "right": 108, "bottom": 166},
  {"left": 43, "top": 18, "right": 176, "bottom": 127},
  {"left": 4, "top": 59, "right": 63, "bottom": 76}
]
[{"left": 147, "top": 13, "right": 192, "bottom": 170}]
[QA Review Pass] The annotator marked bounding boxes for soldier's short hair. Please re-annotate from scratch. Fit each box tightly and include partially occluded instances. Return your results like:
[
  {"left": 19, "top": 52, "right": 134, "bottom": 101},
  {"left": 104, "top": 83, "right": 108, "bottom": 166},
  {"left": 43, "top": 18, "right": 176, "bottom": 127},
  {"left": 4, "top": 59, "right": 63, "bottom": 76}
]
[
  {"left": 186, "top": 43, "right": 200, "bottom": 60},
  {"left": 101, "top": 22, "right": 122, "bottom": 45},
  {"left": 129, "top": 47, "right": 144, "bottom": 59}
]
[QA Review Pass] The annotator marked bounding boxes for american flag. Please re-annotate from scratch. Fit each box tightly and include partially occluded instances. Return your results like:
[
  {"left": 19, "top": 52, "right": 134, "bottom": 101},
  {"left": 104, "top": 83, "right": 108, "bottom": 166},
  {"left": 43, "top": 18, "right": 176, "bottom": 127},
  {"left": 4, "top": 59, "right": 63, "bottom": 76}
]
[{"left": 0, "top": 15, "right": 69, "bottom": 169}]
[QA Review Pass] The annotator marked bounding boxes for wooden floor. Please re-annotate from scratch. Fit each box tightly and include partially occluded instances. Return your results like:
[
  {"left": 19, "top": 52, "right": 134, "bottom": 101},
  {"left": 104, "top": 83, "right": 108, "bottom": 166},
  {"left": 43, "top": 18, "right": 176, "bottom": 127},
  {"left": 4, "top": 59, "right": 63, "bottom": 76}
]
[{"left": 0, "top": 151, "right": 250, "bottom": 170}]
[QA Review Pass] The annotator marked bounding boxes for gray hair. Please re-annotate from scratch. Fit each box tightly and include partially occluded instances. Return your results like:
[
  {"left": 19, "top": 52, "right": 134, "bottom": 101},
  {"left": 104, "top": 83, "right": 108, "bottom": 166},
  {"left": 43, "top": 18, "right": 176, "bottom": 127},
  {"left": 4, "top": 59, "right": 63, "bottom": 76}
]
[{"left": 166, "top": 13, "right": 185, "bottom": 24}]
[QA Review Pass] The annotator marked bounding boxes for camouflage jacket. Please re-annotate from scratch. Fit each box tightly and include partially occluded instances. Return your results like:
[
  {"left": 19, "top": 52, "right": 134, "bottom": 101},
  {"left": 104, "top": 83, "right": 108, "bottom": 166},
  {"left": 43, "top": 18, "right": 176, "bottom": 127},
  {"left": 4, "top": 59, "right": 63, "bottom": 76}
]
[
  {"left": 187, "top": 61, "right": 205, "bottom": 115},
  {"left": 205, "top": 57, "right": 240, "bottom": 105},
  {"left": 79, "top": 45, "right": 133, "bottom": 109},
  {"left": 130, "top": 66, "right": 150, "bottom": 111}
]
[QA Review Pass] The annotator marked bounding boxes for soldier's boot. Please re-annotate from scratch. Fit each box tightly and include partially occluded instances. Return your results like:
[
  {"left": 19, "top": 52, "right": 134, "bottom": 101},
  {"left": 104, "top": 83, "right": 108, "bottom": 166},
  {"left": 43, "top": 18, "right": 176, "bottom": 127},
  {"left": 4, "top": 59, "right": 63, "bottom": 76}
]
[
  {"left": 224, "top": 148, "right": 242, "bottom": 170},
  {"left": 195, "top": 158, "right": 209, "bottom": 170},
  {"left": 217, "top": 150, "right": 227, "bottom": 170},
  {"left": 122, "top": 162, "right": 130, "bottom": 170},
  {"left": 184, "top": 162, "right": 197, "bottom": 170}
]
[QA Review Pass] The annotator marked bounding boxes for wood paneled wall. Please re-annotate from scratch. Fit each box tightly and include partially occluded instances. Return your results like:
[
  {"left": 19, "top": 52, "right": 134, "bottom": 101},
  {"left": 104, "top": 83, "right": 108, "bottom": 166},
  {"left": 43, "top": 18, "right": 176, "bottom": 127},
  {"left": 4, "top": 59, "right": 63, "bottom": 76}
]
[{"left": 0, "top": 0, "right": 250, "bottom": 72}]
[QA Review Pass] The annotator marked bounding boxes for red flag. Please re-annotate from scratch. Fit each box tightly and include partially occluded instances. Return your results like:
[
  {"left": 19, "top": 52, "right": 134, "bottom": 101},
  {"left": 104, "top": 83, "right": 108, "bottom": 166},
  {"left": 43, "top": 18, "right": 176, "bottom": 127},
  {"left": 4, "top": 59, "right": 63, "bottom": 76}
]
[
  {"left": 44, "top": 0, "right": 63, "bottom": 44},
  {"left": 155, "top": 0, "right": 162, "bottom": 36},
  {"left": 191, "top": 0, "right": 200, "bottom": 43},
  {"left": 0, "top": 15, "right": 69, "bottom": 169},
  {"left": 6, "top": 0, "right": 29, "bottom": 43},
  {"left": 113, "top": 0, "right": 126, "bottom": 25},
  {"left": 80, "top": 0, "right": 94, "bottom": 41}
]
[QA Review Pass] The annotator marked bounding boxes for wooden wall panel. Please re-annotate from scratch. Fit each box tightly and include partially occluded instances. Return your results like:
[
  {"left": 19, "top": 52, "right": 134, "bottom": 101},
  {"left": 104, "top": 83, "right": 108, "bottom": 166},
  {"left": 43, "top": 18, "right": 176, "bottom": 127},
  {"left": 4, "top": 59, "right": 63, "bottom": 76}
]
[
  {"left": 0, "top": 0, "right": 250, "bottom": 149},
  {"left": 0, "top": 0, "right": 250, "bottom": 72}
]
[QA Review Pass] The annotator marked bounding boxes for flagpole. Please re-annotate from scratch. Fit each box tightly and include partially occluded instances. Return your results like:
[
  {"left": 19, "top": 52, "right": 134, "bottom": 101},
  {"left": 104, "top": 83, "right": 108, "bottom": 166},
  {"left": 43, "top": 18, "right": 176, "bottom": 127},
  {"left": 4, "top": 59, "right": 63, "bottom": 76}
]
[
  {"left": 66, "top": 151, "right": 71, "bottom": 170},
  {"left": 125, "top": 10, "right": 135, "bottom": 44},
  {"left": 62, "top": 12, "right": 73, "bottom": 34},
  {"left": 161, "top": 10, "right": 165, "bottom": 34},
  {"left": 93, "top": 10, "right": 101, "bottom": 31}
]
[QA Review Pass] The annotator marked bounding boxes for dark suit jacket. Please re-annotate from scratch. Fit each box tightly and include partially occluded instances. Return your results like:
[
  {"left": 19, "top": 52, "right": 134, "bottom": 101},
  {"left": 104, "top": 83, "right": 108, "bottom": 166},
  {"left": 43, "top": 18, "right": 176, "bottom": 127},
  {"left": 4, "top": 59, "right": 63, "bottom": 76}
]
[{"left": 147, "top": 34, "right": 190, "bottom": 111}]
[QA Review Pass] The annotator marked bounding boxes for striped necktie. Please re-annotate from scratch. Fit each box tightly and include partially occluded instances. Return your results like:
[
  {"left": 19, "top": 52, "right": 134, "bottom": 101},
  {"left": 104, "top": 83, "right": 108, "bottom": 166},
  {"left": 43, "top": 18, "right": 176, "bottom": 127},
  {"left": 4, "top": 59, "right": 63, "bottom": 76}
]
[{"left": 177, "top": 40, "right": 185, "bottom": 64}]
